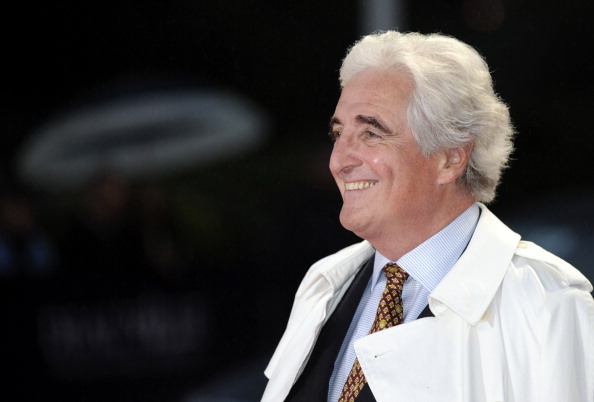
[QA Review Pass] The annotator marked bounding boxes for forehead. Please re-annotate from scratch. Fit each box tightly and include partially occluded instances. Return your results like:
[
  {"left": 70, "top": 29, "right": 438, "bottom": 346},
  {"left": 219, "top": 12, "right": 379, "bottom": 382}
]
[{"left": 336, "top": 69, "right": 414, "bottom": 116}]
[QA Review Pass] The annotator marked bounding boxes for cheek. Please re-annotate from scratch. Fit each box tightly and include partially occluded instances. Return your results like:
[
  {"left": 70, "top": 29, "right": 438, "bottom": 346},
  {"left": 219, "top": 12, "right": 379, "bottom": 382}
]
[
  {"left": 408, "top": 158, "right": 441, "bottom": 193},
  {"left": 369, "top": 154, "right": 401, "bottom": 185},
  {"left": 371, "top": 155, "right": 382, "bottom": 165},
  {"left": 369, "top": 155, "right": 395, "bottom": 177}
]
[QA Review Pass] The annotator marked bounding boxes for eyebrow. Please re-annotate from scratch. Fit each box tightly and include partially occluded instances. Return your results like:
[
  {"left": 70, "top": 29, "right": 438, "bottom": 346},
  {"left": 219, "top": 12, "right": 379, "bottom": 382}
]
[
  {"left": 356, "top": 115, "right": 393, "bottom": 134},
  {"left": 329, "top": 116, "right": 341, "bottom": 130},
  {"left": 328, "top": 115, "right": 393, "bottom": 135}
]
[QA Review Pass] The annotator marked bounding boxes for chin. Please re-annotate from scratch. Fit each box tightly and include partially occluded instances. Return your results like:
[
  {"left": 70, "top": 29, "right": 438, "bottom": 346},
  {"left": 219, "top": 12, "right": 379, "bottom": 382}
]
[{"left": 339, "top": 213, "right": 369, "bottom": 238}]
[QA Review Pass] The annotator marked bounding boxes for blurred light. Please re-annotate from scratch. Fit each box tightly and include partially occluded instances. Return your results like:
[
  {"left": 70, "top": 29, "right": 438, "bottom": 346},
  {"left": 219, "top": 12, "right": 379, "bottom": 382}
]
[{"left": 18, "top": 89, "right": 269, "bottom": 191}]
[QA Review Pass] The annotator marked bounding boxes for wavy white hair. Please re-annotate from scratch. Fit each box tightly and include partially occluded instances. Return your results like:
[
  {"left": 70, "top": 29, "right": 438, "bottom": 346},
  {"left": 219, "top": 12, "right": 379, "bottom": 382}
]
[{"left": 340, "top": 31, "right": 514, "bottom": 203}]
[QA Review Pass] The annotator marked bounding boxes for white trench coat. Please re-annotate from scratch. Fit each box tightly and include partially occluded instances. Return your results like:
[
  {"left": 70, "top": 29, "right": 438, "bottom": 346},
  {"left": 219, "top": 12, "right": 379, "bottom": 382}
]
[{"left": 263, "top": 204, "right": 594, "bottom": 402}]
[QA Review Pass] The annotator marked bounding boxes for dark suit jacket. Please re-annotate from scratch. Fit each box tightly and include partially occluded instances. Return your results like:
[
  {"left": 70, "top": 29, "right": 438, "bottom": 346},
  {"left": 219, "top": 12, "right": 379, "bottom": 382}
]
[{"left": 285, "top": 257, "right": 434, "bottom": 401}]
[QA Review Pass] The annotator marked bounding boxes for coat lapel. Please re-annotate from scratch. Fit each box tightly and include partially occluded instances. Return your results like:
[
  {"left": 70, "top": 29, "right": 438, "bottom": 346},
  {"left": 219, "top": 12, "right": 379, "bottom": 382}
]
[
  {"left": 285, "top": 256, "right": 374, "bottom": 401},
  {"left": 262, "top": 241, "right": 375, "bottom": 402}
]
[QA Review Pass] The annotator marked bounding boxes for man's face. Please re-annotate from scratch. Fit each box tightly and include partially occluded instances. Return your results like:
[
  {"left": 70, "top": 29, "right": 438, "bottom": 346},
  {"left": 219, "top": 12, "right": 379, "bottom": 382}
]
[{"left": 329, "top": 69, "right": 445, "bottom": 243}]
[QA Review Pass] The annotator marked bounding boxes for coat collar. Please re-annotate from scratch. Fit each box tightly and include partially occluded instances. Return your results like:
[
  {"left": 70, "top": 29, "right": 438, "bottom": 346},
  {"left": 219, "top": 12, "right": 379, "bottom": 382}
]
[{"left": 428, "top": 203, "right": 521, "bottom": 326}]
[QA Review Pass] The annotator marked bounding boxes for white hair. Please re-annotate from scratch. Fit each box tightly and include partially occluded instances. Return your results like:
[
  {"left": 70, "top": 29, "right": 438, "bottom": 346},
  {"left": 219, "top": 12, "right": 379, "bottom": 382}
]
[{"left": 340, "top": 31, "right": 514, "bottom": 203}]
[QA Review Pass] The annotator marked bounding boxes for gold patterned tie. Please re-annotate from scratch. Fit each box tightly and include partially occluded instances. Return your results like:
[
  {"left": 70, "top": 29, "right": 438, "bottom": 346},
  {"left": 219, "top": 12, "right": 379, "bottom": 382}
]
[{"left": 338, "top": 263, "right": 408, "bottom": 402}]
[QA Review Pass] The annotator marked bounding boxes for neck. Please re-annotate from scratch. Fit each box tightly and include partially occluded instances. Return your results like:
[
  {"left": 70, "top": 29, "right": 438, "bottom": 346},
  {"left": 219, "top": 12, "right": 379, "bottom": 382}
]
[{"left": 368, "top": 198, "right": 475, "bottom": 261}]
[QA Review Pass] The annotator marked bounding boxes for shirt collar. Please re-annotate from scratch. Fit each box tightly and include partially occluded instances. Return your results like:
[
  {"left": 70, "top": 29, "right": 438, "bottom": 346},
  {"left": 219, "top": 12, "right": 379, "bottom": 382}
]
[{"left": 372, "top": 203, "right": 480, "bottom": 292}]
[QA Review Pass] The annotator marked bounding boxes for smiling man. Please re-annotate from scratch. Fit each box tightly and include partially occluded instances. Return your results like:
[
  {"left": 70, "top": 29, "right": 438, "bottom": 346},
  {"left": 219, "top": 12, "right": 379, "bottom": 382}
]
[
  {"left": 262, "top": 31, "right": 594, "bottom": 402},
  {"left": 329, "top": 69, "right": 473, "bottom": 260}
]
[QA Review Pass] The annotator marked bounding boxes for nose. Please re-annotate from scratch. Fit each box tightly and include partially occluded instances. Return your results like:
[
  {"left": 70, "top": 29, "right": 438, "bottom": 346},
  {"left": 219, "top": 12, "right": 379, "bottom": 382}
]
[{"left": 329, "top": 133, "right": 361, "bottom": 176}]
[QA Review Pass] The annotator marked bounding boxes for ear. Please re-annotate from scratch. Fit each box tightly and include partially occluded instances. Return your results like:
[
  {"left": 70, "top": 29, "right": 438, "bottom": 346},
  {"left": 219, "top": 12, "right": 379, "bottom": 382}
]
[{"left": 437, "top": 142, "right": 474, "bottom": 185}]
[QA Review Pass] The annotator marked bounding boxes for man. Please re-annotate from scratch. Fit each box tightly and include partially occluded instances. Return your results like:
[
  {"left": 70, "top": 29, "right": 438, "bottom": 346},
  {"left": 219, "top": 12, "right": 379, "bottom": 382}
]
[{"left": 262, "top": 31, "right": 594, "bottom": 402}]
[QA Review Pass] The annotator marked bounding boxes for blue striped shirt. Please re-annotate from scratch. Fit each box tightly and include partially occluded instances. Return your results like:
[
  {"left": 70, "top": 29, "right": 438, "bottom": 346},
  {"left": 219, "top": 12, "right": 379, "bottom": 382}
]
[{"left": 327, "top": 203, "right": 480, "bottom": 401}]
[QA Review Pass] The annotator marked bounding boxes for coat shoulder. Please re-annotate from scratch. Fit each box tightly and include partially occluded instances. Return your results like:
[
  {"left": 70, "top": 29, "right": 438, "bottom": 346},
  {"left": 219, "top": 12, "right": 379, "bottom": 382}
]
[{"left": 511, "top": 240, "right": 593, "bottom": 293}]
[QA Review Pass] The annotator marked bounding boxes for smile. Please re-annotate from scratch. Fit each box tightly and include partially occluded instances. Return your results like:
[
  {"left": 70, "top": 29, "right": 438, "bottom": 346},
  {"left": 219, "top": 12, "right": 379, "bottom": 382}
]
[{"left": 345, "top": 181, "right": 377, "bottom": 191}]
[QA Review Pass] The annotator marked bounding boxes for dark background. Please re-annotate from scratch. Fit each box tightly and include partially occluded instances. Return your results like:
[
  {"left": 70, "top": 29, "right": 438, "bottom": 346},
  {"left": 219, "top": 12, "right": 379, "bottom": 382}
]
[{"left": 1, "top": 1, "right": 593, "bottom": 401}]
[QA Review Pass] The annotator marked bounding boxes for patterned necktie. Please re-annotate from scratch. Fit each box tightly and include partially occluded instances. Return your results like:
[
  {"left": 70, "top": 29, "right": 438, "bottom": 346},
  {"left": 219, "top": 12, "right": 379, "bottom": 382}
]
[{"left": 338, "top": 262, "right": 409, "bottom": 402}]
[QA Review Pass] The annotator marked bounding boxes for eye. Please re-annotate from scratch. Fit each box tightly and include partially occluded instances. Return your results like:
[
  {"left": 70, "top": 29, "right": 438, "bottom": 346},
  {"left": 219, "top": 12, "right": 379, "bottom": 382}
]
[
  {"left": 366, "top": 130, "right": 381, "bottom": 139},
  {"left": 328, "top": 130, "right": 341, "bottom": 141}
]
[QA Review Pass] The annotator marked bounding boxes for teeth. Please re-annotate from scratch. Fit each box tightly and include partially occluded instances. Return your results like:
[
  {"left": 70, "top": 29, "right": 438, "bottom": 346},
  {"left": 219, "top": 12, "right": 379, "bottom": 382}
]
[{"left": 345, "top": 181, "right": 376, "bottom": 191}]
